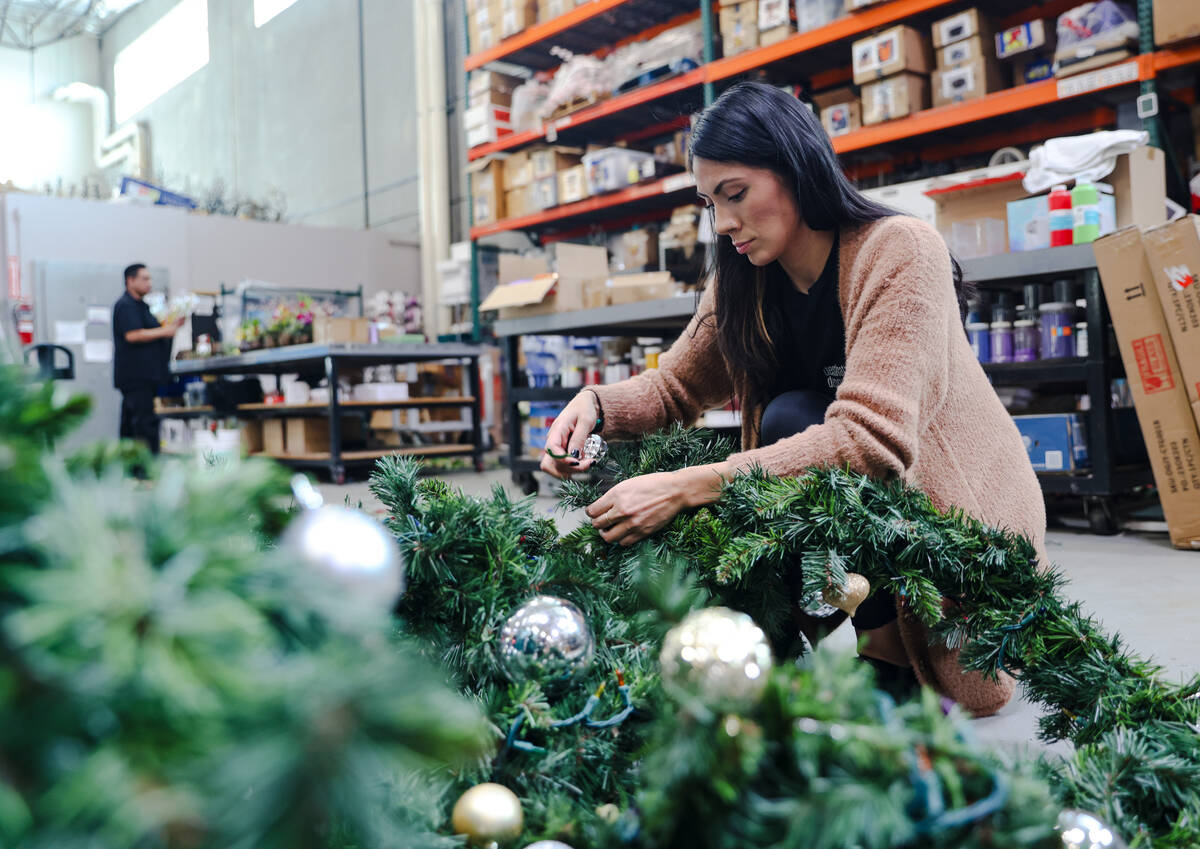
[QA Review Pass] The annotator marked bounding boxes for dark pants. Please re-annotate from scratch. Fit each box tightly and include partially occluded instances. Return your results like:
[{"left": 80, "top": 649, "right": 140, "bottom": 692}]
[
  {"left": 763, "top": 390, "right": 897, "bottom": 632},
  {"left": 119, "top": 384, "right": 160, "bottom": 454}
]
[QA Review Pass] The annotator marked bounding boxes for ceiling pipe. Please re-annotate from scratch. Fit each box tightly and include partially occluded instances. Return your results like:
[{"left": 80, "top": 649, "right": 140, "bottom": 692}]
[{"left": 51, "top": 81, "right": 150, "bottom": 178}]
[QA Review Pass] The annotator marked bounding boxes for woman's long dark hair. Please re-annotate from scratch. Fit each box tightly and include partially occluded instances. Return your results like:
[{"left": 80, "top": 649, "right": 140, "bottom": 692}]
[{"left": 688, "top": 81, "right": 967, "bottom": 415}]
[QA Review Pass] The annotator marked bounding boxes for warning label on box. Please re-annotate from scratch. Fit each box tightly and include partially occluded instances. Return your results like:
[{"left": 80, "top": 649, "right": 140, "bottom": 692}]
[{"left": 1132, "top": 334, "right": 1176, "bottom": 394}]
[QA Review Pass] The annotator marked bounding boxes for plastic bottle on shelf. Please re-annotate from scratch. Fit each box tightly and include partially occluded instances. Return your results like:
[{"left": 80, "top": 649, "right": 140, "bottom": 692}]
[
  {"left": 1049, "top": 184, "right": 1073, "bottom": 247},
  {"left": 1071, "top": 180, "right": 1101, "bottom": 244}
]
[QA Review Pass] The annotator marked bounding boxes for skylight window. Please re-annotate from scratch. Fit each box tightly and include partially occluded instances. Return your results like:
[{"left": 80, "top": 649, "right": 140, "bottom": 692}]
[
  {"left": 254, "top": 0, "right": 301, "bottom": 27},
  {"left": 113, "top": 0, "right": 209, "bottom": 123}
]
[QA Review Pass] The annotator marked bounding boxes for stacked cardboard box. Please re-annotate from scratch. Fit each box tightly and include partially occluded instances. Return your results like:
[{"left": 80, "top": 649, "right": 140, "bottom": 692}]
[
  {"left": 468, "top": 155, "right": 507, "bottom": 226},
  {"left": 1153, "top": 0, "right": 1200, "bottom": 46},
  {"left": 994, "top": 18, "right": 1055, "bottom": 84},
  {"left": 530, "top": 145, "right": 584, "bottom": 211},
  {"left": 1094, "top": 224, "right": 1200, "bottom": 550},
  {"left": 930, "top": 8, "right": 1005, "bottom": 108},
  {"left": 465, "top": 71, "right": 522, "bottom": 149},
  {"left": 466, "top": 0, "right": 500, "bottom": 53},
  {"left": 851, "top": 25, "right": 932, "bottom": 125},
  {"left": 812, "top": 85, "right": 860, "bottom": 138},
  {"left": 720, "top": 0, "right": 758, "bottom": 57},
  {"left": 757, "top": 0, "right": 794, "bottom": 47}
]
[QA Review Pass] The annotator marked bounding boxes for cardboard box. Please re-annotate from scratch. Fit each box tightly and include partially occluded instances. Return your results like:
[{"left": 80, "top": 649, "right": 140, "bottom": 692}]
[
  {"left": 1016, "top": 55, "right": 1053, "bottom": 83},
  {"left": 468, "top": 156, "right": 506, "bottom": 225},
  {"left": 240, "top": 420, "right": 263, "bottom": 455},
  {"left": 1094, "top": 227, "right": 1200, "bottom": 549},
  {"left": 531, "top": 175, "right": 557, "bottom": 210},
  {"left": 931, "top": 56, "right": 1006, "bottom": 107},
  {"left": 928, "top": 147, "right": 1165, "bottom": 239},
  {"left": 480, "top": 243, "right": 609, "bottom": 318},
  {"left": 938, "top": 34, "right": 988, "bottom": 69},
  {"left": 1140, "top": 216, "right": 1200, "bottom": 421},
  {"left": 995, "top": 19, "right": 1054, "bottom": 60},
  {"left": 503, "top": 150, "right": 533, "bottom": 189},
  {"left": 759, "top": 24, "right": 795, "bottom": 46},
  {"left": 263, "top": 418, "right": 286, "bottom": 456},
  {"left": 721, "top": 0, "right": 759, "bottom": 55},
  {"left": 530, "top": 145, "right": 583, "bottom": 179},
  {"left": 821, "top": 101, "right": 861, "bottom": 137},
  {"left": 468, "top": 70, "right": 523, "bottom": 100},
  {"left": 464, "top": 102, "right": 512, "bottom": 131},
  {"left": 613, "top": 228, "right": 658, "bottom": 271},
  {"left": 583, "top": 279, "right": 611, "bottom": 310},
  {"left": 500, "top": 0, "right": 535, "bottom": 37},
  {"left": 538, "top": 0, "right": 567, "bottom": 20},
  {"left": 313, "top": 316, "right": 369, "bottom": 344},
  {"left": 851, "top": 26, "right": 933, "bottom": 85},
  {"left": 1154, "top": 0, "right": 1200, "bottom": 46},
  {"left": 557, "top": 165, "right": 589, "bottom": 205},
  {"left": 861, "top": 72, "right": 929, "bottom": 125},
  {"left": 758, "top": 0, "right": 788, "bottom": 30},
  {"left": 931, "top": 8, "right": 992, "bottom": 49},
  {"left": 811, "top": 85, "right": 857, "bottom": 111},
  {"left": 607, "top": 271, "right": 677, "bottom": 305},
  {"left": 1013, "top": 413, "right": 1089, "bottom": 471},
  {"left": 467, "top": 88, "right": 512, "bottom": 109},
  {"left": 505, "top": 186, "right": 532, "bottom": 219},
  {"left": 286, "top": 418, "right": 329, "bottom": 455},
  {"left": 798, "top": 0, "right": 843, "bottom": 32}
]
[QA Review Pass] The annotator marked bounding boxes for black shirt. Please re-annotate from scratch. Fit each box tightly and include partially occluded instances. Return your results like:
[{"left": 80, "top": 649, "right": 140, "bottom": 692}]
[
  {"left": 113, "top": 292, "right": 170, "bottom": 390},
  {"left": 767, "top": 232, "right": 845, "bottom": 399}
]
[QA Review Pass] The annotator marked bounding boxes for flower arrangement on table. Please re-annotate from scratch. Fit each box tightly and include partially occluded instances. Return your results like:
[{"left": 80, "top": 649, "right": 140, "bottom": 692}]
[{"left": 237, "top": 296, "right": 321, "bottom": 350}]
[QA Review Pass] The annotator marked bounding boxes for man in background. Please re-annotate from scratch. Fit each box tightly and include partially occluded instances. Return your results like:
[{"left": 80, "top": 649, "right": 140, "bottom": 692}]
[{"left": 112, "top": 264, "right": 183, "bottom": 454}]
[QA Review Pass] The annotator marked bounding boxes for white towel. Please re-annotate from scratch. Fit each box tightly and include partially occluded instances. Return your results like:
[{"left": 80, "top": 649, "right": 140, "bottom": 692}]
[{"left": 1022, "top": 129, "right": 1149, "bottom": 193}]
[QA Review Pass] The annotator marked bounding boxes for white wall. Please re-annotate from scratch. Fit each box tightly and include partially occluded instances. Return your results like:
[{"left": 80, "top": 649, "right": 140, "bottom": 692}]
[
  {"left": 98, "top": 0, "right": 421, "bottom": 237},
  {"left": 0, "top": 37, "right": 102, "bottom": 192},
  {"left": 2, "top": 193, "right": 419, "bottom": 308}
]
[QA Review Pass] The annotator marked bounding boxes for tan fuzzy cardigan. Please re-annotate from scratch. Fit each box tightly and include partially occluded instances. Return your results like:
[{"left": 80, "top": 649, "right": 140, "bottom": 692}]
[{"left": 591, "top": 216, "right": 1047, "bottom": 716}]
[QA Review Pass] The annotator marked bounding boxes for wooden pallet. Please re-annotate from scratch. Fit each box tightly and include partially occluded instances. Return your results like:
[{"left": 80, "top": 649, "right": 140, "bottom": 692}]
[{"left": 548, "top": 92, "right": 608, "bottom": 121}]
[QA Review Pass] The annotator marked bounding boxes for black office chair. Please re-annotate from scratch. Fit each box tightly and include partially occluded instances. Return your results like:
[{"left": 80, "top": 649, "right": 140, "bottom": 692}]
[{"left": 24, "top": 344, "right": 75, "bottom": 381}]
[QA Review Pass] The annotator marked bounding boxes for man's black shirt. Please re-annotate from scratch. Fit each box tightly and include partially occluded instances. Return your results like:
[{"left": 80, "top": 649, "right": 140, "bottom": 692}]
[{"left": 112, "top": 291, "right": 169, "bottom": 389}]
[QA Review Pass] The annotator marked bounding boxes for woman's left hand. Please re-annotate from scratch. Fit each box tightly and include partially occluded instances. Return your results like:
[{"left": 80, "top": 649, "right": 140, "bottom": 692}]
[{"left": 585, "top": 464, "right": 731, "bottom": 547}]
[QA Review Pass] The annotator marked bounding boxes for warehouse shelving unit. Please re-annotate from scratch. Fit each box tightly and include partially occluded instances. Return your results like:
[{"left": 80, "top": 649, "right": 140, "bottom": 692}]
[
  {"left": 963, "top": 246, "right": 1154, "bottom": 532},
  {"left": 492, "top": 248, "right": 1154, "bottom": 519},
  {"left": 464, "top": 0, "right": 1193, "bottom": 518},
  {"left": 168, "top": 343, "right": 485, "bottom": 483}
]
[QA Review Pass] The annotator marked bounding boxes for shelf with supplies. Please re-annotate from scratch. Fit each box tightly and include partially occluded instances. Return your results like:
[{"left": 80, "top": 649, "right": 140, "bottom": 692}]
[
  {"left": 168, "top": 343, "right": 486, "bottom": 483},
  {"left": 465, "top": 0, "right": 699, "bottom": 71},
  {"left": 469, "top": 172, "right": 698, "bottom": 239}
]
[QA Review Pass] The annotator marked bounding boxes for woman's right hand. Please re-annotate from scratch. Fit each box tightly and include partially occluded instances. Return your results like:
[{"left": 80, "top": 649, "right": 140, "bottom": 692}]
[{"left": 539, "top": 390, "right": 601, "bottom": 479}]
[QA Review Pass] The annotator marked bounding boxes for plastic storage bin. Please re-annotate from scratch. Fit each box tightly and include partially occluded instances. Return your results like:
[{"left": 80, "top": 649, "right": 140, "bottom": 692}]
[{"left": 583, "top": 147, "right": 657, "bottom": 195}]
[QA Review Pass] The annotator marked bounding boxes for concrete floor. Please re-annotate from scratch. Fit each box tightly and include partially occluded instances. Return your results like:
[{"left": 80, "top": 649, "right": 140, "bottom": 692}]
[{"left": 323, "top": 467, "right": 1200, "bottom": 752}]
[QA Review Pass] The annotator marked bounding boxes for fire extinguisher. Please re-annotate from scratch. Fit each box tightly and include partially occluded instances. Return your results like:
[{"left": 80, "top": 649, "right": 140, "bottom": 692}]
[{"left": 13, "top": 301, "right": 33, "bottom": 345}]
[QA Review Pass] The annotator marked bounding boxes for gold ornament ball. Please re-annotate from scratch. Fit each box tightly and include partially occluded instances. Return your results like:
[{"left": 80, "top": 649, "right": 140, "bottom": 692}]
[
  {"left": 451, "top": 783, "right": 524, "bottom": 847},
  {"left": 822, "top": 572, "right": 871, "bottom": 617}
]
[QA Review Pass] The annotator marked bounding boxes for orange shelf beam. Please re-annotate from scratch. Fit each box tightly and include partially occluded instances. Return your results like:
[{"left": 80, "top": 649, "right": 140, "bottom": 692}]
[
  {"left": 464, "top": 0, "right": 631, "bottom": 71},
  {"left": 832, "top": 54, "right": 1160, "bottom": 155},
  {"left": 1154, "top": 41, "right": 1200, "bottom": 72},
  {"left": 469, "top": 173, "right": 696, "bottom": 239}
]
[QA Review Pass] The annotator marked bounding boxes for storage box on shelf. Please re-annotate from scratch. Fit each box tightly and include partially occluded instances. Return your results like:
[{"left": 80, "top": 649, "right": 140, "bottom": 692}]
[
  {"left": 1153, "top": 0, "right": 1200, "bottom": 46},
  {"left": 479, "top": 243, "right": 609, "bottom": 319},
  {"left": 812, "top": 85, "right": 861, "bottom": 137},
  {"left": 851, "top": 25, "right": 933, "bottom": 85},
  {"left": 758, "top": 0, "right": 794, "bottom": 45},
  {"left": 797, "top": 0, "right": 844, "bottom": 33},
  {"left": 1094, "top": 228, "right": 1200, "bottom": 549},
  {"left": 861, "top": 72, "right": 929, "bottom": 125},
  {"left": 720, "top": 0, "right": 759, "bottom": 57},
  {"left": 1052, "top": 2, "right": 1139, "bottom": 78},
  {"left": 468, "top": 155, "right": 507, "bottom": 226},
  {"left": 931, "top": 8, "right": 993, "bottom": 50}
]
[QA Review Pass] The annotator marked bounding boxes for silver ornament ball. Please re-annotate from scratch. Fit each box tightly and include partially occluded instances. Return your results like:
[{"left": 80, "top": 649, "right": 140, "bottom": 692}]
[
  {"left": 660, "top": 607, "right": 773, "bottom": 712},
  {"left": 582, "top": 433, "right": 608, "bottom": 463},
  {"left": 1058, "top": 810, "right": 1126, "bottom": 849},
  {"left": 498, "top": 595, "right": 596, "bottom": 684},
  {"left": 283, "top": 475, "right": 405, "bottom": 609},
  {"left": 522, "top": 842, "right": 575, "bottom": 849}
]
